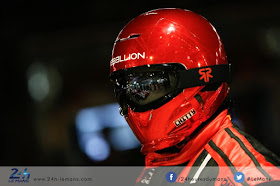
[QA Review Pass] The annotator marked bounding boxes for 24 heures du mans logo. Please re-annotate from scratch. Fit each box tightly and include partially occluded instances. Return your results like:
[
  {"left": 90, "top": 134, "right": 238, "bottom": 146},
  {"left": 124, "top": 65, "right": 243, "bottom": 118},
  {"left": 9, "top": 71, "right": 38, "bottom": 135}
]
[
  {"left": 9, "top": 168, "right": 30, "bottom": 183},
  {"left": 174, "top": 109, "right": 196, "bottom": 127}
]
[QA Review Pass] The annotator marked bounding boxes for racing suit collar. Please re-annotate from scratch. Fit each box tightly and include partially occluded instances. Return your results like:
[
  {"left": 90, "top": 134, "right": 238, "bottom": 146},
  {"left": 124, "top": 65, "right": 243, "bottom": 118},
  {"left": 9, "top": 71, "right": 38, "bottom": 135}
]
[{"left": 145, "top": 109, "right": 232, "bottom": 166}]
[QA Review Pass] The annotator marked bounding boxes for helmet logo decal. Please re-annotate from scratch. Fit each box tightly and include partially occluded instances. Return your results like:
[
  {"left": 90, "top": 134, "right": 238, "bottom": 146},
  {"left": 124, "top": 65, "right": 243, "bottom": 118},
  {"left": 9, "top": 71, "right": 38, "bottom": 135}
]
[
  {"left": 110, "top": 52, "right": 145, "bottom": 66},
  {"left": 174, "top": 109, "right": 196, "bottom": 127},
  {"left": 199, "top": 67, "right": 213, "bottom": 82}
]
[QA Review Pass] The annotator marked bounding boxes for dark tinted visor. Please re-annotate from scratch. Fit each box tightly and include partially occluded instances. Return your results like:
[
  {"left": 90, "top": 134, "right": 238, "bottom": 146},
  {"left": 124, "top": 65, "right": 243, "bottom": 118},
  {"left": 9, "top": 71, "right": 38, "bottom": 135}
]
[
  {"left": 126, "top": 70, "right": 177, "bottom": 106},
  {"left": 109, "top": 63, "right": 231, "bottom": 115},
  {"left": 110, "top": 64, "right": 184, "bottom": 114}
]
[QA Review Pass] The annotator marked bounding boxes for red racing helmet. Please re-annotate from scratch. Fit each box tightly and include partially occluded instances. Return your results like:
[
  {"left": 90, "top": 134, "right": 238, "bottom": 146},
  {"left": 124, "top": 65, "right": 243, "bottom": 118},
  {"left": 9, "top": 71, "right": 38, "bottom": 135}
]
[{"left": 109, "top": 8, "right": 231, "bottom": 154}]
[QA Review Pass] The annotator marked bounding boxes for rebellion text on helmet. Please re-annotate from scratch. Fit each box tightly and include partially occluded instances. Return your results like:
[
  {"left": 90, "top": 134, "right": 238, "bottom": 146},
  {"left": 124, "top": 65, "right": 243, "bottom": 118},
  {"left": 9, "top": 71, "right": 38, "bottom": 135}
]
[
  {"left": 110, "top": 52, "right": 146, "bottom": 66},
  {"left": 174, "top": 108, "right": 196, "bottom": 127}
]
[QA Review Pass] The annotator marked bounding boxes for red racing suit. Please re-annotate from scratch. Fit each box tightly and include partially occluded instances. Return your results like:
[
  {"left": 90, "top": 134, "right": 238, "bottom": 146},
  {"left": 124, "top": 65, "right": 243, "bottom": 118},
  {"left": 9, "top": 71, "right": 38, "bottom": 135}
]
[{"left": 136, "top": 110, "right": 280, "bottom": 185}]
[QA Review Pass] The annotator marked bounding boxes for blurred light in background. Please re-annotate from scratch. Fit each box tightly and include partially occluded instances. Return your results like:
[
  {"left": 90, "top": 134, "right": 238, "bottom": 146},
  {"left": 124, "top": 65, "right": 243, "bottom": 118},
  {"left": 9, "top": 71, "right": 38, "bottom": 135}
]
[
  {"left": 76, "top": 108, "right": 102, "bottom": 133},
  {"left": 85, "top": 135, "right": 110, "bottom": 162},
  {"left": 27, "top": 62, "right": 62, "bottom": 102},
  {"left": 27, "top": 63, "right": 50, "bottom": 102},
  {"left": 76, "top": 103, "right": 140, "bottom": 162},
  {"left": 109, "top": 127, "right": 140, "bottom": 151},
  {"left": 259, "top": 28, "right": 280, "bottom": 59}
]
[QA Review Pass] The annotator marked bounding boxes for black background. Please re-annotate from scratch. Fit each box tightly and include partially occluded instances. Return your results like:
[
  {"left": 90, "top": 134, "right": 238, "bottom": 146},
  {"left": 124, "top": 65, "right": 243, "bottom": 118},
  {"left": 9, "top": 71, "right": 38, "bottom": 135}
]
[{"left": 1, "top": 0, "right": 280, "bottom": 165}]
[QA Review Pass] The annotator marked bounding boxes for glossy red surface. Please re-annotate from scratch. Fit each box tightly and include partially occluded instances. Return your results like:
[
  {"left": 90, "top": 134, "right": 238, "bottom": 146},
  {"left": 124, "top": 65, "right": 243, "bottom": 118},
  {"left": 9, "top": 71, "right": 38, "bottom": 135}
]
[
  {"left": 110, "top": 8, "right": 227, "bottom": 73},
  {"left": 110, "top": 8, "right": 229, "bottom": 154}
]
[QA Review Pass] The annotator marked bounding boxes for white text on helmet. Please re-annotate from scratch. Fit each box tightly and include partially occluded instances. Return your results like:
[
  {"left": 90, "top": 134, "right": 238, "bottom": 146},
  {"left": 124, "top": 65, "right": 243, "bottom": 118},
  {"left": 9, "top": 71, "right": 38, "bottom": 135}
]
[
  {"left": 110, "top": 52, "right": 145, "bottom": 66},
  {"left": 174, "top": 108, "right": 196, "bottom": 127}
]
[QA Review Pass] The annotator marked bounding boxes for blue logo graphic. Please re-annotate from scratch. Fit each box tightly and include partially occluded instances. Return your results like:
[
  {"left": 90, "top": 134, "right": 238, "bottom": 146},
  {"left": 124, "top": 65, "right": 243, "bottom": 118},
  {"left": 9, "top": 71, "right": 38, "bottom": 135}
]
[
  {"left": 166, "top": 172, "right": 177, "bottom": 183},
  {"left": 9, "top": 168, "right": 30, "bottom": 183},
  {"left": 234, "top": 172, "right": 245, "bottom": 183}
]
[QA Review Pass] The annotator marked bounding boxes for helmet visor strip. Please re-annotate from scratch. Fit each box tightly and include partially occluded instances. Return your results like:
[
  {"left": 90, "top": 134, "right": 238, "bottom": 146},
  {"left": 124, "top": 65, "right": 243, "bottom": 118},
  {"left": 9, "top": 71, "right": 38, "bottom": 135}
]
[{"left": 109, "top": 64, "right": 231, "bottom": 114}]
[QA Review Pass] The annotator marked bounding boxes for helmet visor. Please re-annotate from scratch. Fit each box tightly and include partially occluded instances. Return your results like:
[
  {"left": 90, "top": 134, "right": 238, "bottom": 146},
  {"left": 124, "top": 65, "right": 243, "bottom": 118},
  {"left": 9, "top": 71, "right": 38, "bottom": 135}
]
[
  {"left": 126, "top": 71, "right": 174, "bottom": 105},
  {"left": 110, "top": 63, "right": 231, "bottom": 114},
  {"left": 110, "top": 64, "right": 182, "bottom": 114}
]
